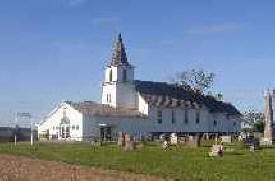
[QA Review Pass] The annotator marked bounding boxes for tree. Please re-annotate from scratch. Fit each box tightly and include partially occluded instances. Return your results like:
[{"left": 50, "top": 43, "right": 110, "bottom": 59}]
[
  {"left": 172, "top": 69, "right": 215, "bottom": 93},
  {"left": 243, "top": 109, "right": 264, "bottom": 124},
  {"left": 242, "top": 109, "right": 264, "bottom": 133},
  {"left": 253, "top": 120, "right": 264, "bottom": 133}
]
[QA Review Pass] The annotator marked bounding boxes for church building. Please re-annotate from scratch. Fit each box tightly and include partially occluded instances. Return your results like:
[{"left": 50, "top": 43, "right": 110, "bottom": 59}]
[{"left": 38, "top": 34, "right": 241, "bottom": 141}]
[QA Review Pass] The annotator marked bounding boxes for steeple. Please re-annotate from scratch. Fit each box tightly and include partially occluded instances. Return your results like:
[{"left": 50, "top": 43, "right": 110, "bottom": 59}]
[
  {"left": 102, "top": 33, "right": 135, "bottom": 108},
  {"left": 110, "top": 33, "right": 129, "bottom": 66}
]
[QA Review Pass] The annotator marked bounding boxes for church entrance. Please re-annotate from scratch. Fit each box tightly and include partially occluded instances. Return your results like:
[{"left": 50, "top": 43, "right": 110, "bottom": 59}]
[
  {"left": 61, "top": 125, "right": 70, "bottom": 139},
  {"left": 60, "top": 108, "right": 71, "bottom": 140},
  {"left": 98, "top": 124, "right": 113, "bottom": 141},
  {"left": 100, "top": 127, "right": 112, "bottom": 141}
]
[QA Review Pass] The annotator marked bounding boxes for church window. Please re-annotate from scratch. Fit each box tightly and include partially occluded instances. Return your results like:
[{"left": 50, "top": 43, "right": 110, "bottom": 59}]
[
  {"left": 157, "top": 110, "right": 162, "bottom": 124},
  {"left": 107, "top": 94, "right": 112, "bottom": 103},
  {"left": 72, "top": 125, "right": 75, "bottom": 130},
  {"left": 233, "top": 122, "right": 236, "bottom": 126},
  {"left": 226, "top": 114, "right": 230, "bottom": 120},
  {"left": 66, "top": 127, "right": 70, "bottom": 138},
  {"left": 61, "top": 127, "right": 65, "bottom": 138},
  {"left": 122, "top": 69, "right": 127, "bottom": 82},
  {"left": 109, "top": 69, "right": 113, "bottom": 82},
  {"left": 171, "top": 110, "right": 176, "bottom": 124},
  {"left": 195, "top": 109, "right": 200, "bottom": 124},
  {"left": 214, "top": 120, "right": 217, "bottom": 127},
  {"left": 184, "top": 109, "right": 189, "bottom": 124},
  {"left": 76, "top": 125, "right": 79, "bottom": 130}
]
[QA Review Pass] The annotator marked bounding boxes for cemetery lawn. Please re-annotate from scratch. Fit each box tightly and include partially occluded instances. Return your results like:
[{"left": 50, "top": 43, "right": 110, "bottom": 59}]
[{"left": 0, "top": 142, "right": 275, "bottom": 180}]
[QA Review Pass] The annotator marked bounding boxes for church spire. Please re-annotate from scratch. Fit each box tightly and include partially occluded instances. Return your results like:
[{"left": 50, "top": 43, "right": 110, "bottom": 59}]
[{"left": 110, "top": 33, "right": 129, "bottom": 66}]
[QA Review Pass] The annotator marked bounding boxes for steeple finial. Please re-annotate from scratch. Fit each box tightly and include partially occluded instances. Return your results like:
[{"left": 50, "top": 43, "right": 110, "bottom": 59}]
[
  {"left": 110, "top": 33, "right": 129, "bottom": 66},
  {"left": 118, "top": 33, "right": 122, "bottom": 41}
]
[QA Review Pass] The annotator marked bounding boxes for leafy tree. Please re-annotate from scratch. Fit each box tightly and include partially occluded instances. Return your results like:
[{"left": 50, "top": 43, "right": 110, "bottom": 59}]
[
  {"left": 253, "top": 120, "right": 265, "bottom": 133},
  {"left": 242, "top": 127, "right": 253, "bottom": 133},
  {"left": 242, "top": 109, "right": 264, "bottom": 133},
  {"left": 243, "top": 109, "right": 264, "bottom": 124},
  {"left": 172, "top": 69, "right": 215, "bottom": 93}
]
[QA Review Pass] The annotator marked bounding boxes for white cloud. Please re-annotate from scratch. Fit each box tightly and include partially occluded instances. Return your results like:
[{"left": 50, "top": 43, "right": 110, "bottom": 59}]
[{"left": 186, "top": 23, "right": 244, "bottom": 35}]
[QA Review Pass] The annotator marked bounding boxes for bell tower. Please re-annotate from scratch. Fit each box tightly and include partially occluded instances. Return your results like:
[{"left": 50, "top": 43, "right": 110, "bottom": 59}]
[{"left": 102, "top": 34, "right": 136, "bottom": 108}]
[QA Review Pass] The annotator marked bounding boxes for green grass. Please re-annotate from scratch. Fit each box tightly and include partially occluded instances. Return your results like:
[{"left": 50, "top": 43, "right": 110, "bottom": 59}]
[{"left": 0, "top": 141, "right": 275, "bottom": 180}]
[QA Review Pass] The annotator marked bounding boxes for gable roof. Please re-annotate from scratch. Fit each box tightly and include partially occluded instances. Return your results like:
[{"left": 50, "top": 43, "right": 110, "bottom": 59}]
[
  {"left": 65, "top": 101, "right": 143, "bottom": 117},
  {"left": 134, "top": 80, "right": 240, "bottom": 115}
]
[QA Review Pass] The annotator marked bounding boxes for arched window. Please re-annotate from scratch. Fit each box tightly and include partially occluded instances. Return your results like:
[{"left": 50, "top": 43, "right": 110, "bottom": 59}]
[
  {"left": 122, "top": 69, "right": 127, "bottom": 82},
  {"left": 109, "top": 69, "right": 113, "bottom": 82}
]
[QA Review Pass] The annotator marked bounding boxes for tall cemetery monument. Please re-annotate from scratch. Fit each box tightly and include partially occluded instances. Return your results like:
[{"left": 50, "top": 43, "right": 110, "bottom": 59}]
[{"left": 263, "top": 90, "right": 275, "bottom": 144}]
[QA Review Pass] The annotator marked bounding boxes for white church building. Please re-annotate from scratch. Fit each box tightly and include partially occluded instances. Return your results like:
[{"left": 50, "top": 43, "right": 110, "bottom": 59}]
[{"left": 38, "top": 34, "right": 241, "bottom": 141}]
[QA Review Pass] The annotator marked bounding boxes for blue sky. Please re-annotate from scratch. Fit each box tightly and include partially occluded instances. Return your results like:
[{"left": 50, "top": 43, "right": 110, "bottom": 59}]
[{"left": 0, "top": 0, "right": 275, "bottom": 124}]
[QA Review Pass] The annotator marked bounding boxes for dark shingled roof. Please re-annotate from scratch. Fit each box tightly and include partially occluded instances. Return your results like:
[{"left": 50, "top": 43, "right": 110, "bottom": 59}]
[
  {"left": 109, "top": 33, "right": 130, "bottom": 67},
  {"left": 134, "top": 80, "right": 240, "bottom": 115},
  {"left": 65, "top": 101, "right": 143, "bottom": 117}
]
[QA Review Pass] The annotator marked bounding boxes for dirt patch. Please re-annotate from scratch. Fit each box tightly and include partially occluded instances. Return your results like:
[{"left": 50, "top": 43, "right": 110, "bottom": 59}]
[{"left": 0, "top": 155, "right": 162, "bottom": 181}]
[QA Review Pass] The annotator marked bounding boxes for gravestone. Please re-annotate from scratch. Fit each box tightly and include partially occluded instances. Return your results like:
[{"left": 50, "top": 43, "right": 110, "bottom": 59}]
[
  {"left": 117, "top": 132, "right": 125, "bottom": 146},
  {"left": 170, "top": 133, "right": 178, "bottom": 145},
  {"left": 209, "top": 145, "right": 223, "bottom": 157},
  {"left": 162, "top": 140, "right": 169, "bottom": 150},
  {"left": 124, "top": 134, "right": 136, "bottom": 151}
]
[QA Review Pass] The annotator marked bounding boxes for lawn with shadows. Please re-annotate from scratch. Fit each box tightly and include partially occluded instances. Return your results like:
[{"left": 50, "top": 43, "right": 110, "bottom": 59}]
[{"left": 0, "top": 141, "right": 274, "bottom": 180}]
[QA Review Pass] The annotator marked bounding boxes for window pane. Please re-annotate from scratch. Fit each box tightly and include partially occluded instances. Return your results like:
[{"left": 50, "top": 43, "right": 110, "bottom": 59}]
[
  {"left": 172, "top": 110, "right": 176, "bottom": 124},
  {"left": 109, "top": 69, "right": 112, "bottom": 82},
  {"left": 66, "top": 127, "right": 70, "bottom": 138},
  {"left": 122, "top": 69, "right": 127, "bottom": 82},
  {"left": 185, "top": 109, "right": 188, "bottom": 124},
  {"left": 196, "top": 110, "right": 200, "bottom": 124},
  {"left": 214, "top": 120, "right": 217, "bottom": 126},
  {"left": 62, "top": 127, "right": 65, "bottom": 138},
  {"left": 157, "top": 110, "right": 162, "bottom": 124}
]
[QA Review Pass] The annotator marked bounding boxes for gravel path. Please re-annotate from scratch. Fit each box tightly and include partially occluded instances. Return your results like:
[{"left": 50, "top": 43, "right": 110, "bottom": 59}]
[{"left": 0, "top": 155, "right": 161, "bottom": 181}]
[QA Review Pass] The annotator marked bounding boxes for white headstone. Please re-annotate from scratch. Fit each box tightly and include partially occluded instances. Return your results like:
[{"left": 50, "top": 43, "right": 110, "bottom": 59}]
[{"left": 170, "top": 133, "right": 177, "bottom": 145}]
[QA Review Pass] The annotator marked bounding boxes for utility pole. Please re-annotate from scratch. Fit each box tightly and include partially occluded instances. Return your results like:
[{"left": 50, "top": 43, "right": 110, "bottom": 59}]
[
  {"left": 30, "top": 117, "right": 33, "bottom": 146},
  {"left": 14, "top": 113, "right": 17, "bottom": 146}
]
